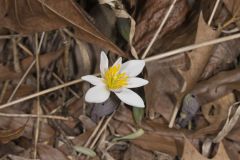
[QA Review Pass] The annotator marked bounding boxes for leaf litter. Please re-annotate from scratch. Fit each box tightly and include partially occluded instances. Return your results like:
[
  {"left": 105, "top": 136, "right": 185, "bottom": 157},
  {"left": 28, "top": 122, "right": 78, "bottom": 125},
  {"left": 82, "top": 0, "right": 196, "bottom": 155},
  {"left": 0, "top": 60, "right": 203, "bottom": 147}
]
[{"left": 0, "top": 0, "right": 240, "bottom": 160}]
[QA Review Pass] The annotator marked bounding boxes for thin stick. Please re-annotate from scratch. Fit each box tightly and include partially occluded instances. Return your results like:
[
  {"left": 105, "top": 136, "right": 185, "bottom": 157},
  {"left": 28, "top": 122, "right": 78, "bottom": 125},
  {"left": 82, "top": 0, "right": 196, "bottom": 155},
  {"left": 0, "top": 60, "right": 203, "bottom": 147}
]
[
  {"left": 7, "top": 60, "right": 36, "bottom": 102},
  {"left": 33, "top": 32, "right": 45, "bottom": 159},
  {"left": 1, "top": 32, "right": 240, "bottom": 111},
  {"left": 89, "top": 113, "right": 114, "bottom": 149},
  {"left": 141, "top": 0, "right": 178, "bottom": 59},
  {"left": 18, "top": 43, "right": 33, "bottom": 56},
  {"left": 84, "top": 113, "right": 115, "bottom": 160},
  {"left": 12, "top": 37, "right": 22, "bottom": 73},
  {"left": 144, "top": 32, "right": 240, "bottom": 63},
  {"left": 208, "top": 0, "right": 221, "bottom": 26},
  {"left": 0, "top": 78, "right": 84, "bottom": 110},
  {"left": 0, "top": 112, "right": 69, "bottom": 120},
  {"left": 0, "top": 34, "right": 29, "bottom": 39},
  {"left": 52, "top": 72, "right": 80, "bottom": 99},
  {"left": 50, "top": 96, "right": 78, "bottom": 114},
  {"left": 0, "top": 74, "right": 99, "bottom": 110},
  {"left": 84, "top": 117, "right": 105, "bottom": 147},
  {"left": 78, "top": 117, "right": 105, "bottom": 157},
  {"left": 0, "top": 81, "right": 9, "bottom": 103}
]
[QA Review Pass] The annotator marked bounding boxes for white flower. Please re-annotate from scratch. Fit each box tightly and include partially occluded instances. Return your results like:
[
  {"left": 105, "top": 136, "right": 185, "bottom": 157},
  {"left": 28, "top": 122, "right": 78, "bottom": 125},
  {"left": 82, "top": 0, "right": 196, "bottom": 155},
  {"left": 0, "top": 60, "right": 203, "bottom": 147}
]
[{"left": 81, "top": 51, "right": 148, "bottom": 108}]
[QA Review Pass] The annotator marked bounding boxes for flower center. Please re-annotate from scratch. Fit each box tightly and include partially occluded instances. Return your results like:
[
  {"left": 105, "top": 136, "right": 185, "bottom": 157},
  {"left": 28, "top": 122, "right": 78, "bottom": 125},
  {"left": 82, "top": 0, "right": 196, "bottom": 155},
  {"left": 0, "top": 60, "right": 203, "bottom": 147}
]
[{"left": 104, "top": 64, "right": 128, "bottom": 90}]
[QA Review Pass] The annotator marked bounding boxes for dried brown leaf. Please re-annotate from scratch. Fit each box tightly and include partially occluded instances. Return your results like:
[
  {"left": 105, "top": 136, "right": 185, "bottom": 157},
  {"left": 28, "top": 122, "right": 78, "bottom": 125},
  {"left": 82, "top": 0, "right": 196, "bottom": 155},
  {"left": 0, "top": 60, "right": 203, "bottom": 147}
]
[
  {"left": 202, "top": 93, "right": 235, "bottom": 124},
  {"left": 131, "top": 132, "right": 180, "bottom": 156},
  {"left": 223, "top": 0, "right": 240, "bottom": 17},
  {"left": 177, "top": 14, "right": 219, "bottom": 94},
  {"left": 0, "top": 0, "right": 125, "bottom": 56},
  {"left": 0, "top": 120, "right": 27, "bottom": 144},
  {"left": 37, "top": 144, "right": 69, "bottom": 160},
  {"left": 1, "top": 84, "right": 34, "bottom": 104},
  {"left": 191, "top": 68, "right": 240, "bottom": 105},
  {"left": 0, "top": 110, "right": 55, "bottom": 142},
  {"left": 21, "top": 48, "right": 64, "bottom": 71},
  {"left": 201, "top": 39, "right": 240, "bottom": 80},
  {"left": 0, "top": 64, "right": 20, "bottom": 81},
  {"left": 133, "top": 0, "right": 189, "bottom": 55},
  {"left": 182, "top": 138, "right": 230, "bottom": 160},
  {"left": 192, "top": 93, "right": 235, "bottom": 138},
  {"left": 123, "top": 144, "right": 155, "bottom": 160}
]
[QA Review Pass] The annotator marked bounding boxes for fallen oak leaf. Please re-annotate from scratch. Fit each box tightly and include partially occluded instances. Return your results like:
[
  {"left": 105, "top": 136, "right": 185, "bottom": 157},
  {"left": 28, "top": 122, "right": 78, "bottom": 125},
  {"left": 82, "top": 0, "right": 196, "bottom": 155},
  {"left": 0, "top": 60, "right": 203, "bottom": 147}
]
[
  {"left": 177, "top": 13, "right": 219, "bottom": 95},
  {"left": 182, "top": 138, "right": 230, "bottom": 160},
  {"left": 169, "top": 13, "right": 220, "bottom": 127}
]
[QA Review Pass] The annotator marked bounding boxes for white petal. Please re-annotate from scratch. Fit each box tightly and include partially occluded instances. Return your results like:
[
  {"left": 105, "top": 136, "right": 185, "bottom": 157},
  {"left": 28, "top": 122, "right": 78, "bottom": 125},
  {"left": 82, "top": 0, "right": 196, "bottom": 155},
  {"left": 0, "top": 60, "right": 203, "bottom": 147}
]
[
  {"left": 115, "top": 88, "right": 145, "bottom": 108},
  {"left": 120, "top": 60, "right": 145, "bottom": 77},
  {"left": 85, "top": 85, "right": 110, "bottom": 103},
  {"left": 100, "top": 51, "right": 109, "bottom": 75},
  {"left": 113, "top": 57, "right": 122, "bottom": 66},
  {"left": 127, "top": 77, "right": 149, "bottom": 88},
  {"left": 81, "top": 75, "right": 104, "bottom": 86}
]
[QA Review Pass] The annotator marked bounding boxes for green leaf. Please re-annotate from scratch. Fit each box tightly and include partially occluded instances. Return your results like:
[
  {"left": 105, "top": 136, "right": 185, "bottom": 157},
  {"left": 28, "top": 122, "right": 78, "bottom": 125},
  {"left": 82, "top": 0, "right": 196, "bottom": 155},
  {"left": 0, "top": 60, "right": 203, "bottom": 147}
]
[
  {"left": 112, "top": 128, "right": 144, "bottom": 142},
  {"left": 133, "top": 107, "right": 144, "bottom": 125},
  {"left": 73, "top": 146, "right": 96, "bottom": 157}
]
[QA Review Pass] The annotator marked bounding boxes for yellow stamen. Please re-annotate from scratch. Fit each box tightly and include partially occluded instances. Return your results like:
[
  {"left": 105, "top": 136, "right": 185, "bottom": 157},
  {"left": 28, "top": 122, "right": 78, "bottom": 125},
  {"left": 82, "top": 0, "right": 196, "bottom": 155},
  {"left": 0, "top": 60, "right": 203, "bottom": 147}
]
[{"left": 104, "top": 64, "right": 128, "bottom": 90}]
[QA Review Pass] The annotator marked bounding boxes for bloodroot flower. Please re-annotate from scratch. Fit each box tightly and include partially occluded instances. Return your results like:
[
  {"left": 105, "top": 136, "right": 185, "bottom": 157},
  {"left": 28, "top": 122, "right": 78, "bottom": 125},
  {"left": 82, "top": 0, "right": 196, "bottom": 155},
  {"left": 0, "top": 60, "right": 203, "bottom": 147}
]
[{"left": 81, "top": 51, "right": 148, "bottom": 108}]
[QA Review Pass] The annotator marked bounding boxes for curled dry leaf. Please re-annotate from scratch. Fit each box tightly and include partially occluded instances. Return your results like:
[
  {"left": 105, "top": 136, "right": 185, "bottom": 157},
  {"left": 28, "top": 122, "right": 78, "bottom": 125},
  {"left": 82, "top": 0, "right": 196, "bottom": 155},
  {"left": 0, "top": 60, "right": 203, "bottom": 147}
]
[
  {"left": 0, "top": 120, "right": 27, "bottom": 144},
  {"left": 0, "top": 0, "right": 125, "bottom": 56},
  {"left": 0, "top": 109, "right": 55, "bottom": 142},
  {"left": 191, "top": 68, "right": 240, "bottom": 106},
  {"left": 201, "top": 39, "right": 240, "bottom": 80},
  {"left": 182, "top": 138, "right": 230, "bottom": 160},
  {"left": 133, "top": 0, "right": 189, "bottom": 55}
]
